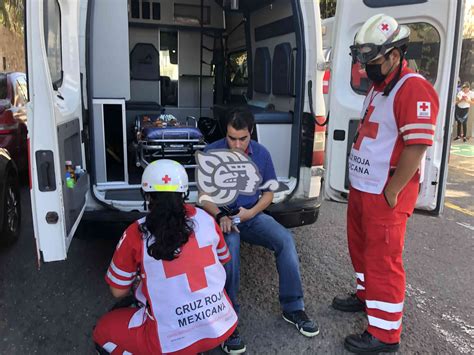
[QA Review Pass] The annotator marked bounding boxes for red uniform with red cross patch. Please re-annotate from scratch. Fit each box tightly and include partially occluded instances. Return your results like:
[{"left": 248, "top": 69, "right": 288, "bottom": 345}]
[
  {"left": 347, "top": 61, "right": 439, "bottom": 344},
  {"left": 93, "top": 205, "right": 237, "bottom": 354}
]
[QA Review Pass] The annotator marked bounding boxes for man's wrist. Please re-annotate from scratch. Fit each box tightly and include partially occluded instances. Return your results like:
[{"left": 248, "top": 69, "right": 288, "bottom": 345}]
[
  {"left": 248, "top": 207, "right": 257, "bottom": 218},
  {"left": 384, "top": 185, "right": 399, "bottom": 197},
  {"left": 215, "top": 211, "right": 226, "bottom": 223}
]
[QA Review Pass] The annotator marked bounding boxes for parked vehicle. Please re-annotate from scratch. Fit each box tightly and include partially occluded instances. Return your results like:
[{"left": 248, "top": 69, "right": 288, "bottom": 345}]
[
  {"left": 25, "top": 0, "right": 462, "bottom": 262},
  {"left": 0, "top": 72, "right": 28, "bottom": 174},
  {"left": 0, "top": 148, "right": 21, "bottom": 246}
]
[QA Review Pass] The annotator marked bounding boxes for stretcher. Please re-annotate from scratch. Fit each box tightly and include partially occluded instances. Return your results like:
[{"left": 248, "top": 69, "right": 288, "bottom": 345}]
[{"left": 133, "top": 113, "right": 206, "bottom": 168}]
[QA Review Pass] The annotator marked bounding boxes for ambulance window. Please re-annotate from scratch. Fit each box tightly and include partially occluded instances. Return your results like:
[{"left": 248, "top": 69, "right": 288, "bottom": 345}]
[
  {"left": 404, "top": 23, "right": 440, "bottom": 85},
  {"left": 159, "top": 31, "right": 178, "bottom": 106},
  {"left": 43, "top": 0, "right": 63, "bottom": 89},
  {"left": 228, "top": 51, "right": 248, "bottom": 87},
  {"left": 351, "top": 22, "right": 440, "bottom": 95}
]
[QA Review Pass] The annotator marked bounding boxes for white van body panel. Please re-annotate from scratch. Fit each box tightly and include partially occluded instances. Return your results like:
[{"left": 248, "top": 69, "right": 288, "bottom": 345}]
[
  {"left": 324, "top": 0, "right": 463, "bottom": 213},
  {"left": 91, "top": 0, "right": 130, "bottom": 100},
  {"left": 292, "top": 0, "right": 326, "bottom": 201},
  {"left": 27, "top": 0, "right": 89, "bottom": 262}
]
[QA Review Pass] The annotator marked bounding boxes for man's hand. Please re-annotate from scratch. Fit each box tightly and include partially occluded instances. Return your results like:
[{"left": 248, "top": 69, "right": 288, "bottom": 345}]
[
  {"left": 383, "top": 145, "right": 427, "bottom": 209},
  {"left": 383, "top": 187, "right": 398, "bottom": 208},
  {"left": 236, "top": 207, "right": 255, "bottom": 223},
  {"left": 220, "top": 215, "right": 239, "bottom": 233}
]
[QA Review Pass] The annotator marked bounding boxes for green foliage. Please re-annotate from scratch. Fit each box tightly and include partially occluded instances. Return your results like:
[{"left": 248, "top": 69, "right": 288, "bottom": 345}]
[
  {"left": 320, "top": 0, "right": 337, "bottom": 19},
  {"left": 0, "top": 0, "right": 24, "bottom": 35}
]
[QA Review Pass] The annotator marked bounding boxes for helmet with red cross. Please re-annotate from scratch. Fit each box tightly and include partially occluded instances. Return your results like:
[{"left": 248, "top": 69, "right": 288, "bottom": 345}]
[
  {"left": 141, "top": 159, "right": 189, "bottom": 193},
  {"left": 350, "top": 14, "right": 410, "bottom": 64}
]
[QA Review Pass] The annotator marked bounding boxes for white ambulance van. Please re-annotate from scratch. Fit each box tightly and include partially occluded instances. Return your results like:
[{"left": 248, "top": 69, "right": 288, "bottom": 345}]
[
  {"left": 26, "top": 0, "right": 463, "bottom": 263},
  {"left": 26, "top": 0, "right": 327, "bottom": 262}
]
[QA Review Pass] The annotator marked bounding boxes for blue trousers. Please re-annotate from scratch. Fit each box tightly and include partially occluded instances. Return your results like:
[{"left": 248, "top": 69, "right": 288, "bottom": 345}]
[{"left": 223, "top": 212, "right": 304, "bottom": 314}]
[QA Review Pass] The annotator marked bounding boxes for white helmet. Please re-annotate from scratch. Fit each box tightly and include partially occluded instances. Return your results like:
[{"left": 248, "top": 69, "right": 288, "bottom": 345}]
[
  {"left": 350, "top": 14, "right": 410, "bottom": 64},
  {"left": 141, "top": 159, "right": 189, "bottom": 193}
]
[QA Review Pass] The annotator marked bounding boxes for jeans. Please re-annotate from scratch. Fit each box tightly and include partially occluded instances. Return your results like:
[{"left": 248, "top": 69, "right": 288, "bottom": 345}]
[
  {"left": 223, "top": 212, "right": 304, "bottom": 315},
  {"left": 457, "top": 119, "right": 468, "bottom": 137}
]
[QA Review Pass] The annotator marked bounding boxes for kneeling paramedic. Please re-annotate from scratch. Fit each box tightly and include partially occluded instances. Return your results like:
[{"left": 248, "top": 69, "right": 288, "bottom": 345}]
[
  {"left": 93, "top": 159, "right": 238, "bottom": 354},
  {"left": 331, "top": 14, "right": 439, "bottom": 353}
]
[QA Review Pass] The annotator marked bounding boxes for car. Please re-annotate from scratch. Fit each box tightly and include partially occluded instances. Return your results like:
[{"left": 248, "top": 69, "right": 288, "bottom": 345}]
[
  {"left": 0, "top": 148, "right": 21, "bottom": 246},
  {"left": 0, "top": 72, "right": 28, "bottom": 174}
]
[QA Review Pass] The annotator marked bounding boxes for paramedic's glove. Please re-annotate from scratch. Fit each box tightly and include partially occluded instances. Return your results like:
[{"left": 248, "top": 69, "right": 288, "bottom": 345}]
[
  {"left": 237, "top": 207, "right": 255, "bottom": 223},
  {"left": 383, "top": 188, "right": 398, "bottom": 208},
  {"left": 219, "top": 215, "right": 239, "bottom": 234}
]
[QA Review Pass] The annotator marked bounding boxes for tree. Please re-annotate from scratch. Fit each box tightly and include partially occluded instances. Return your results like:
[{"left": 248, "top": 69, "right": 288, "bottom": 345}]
[
  {"left": 464, "top": 4, "right": 474, "bottom": 39},
  {"left": 0, "top": 0, "right": 24, "bottom": 35},
  {"left": 320, "top": 0, "right": 337, "bottom": 19}
]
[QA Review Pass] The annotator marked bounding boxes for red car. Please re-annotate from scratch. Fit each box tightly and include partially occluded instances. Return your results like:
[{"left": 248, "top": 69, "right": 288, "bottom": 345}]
[{"left": 0, "top": 72, "right": 28, "bottom": 174}]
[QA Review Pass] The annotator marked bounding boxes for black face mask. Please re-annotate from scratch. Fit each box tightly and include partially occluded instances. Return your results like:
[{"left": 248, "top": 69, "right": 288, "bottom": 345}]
[{"left": 365, "top": 63, "right": 387, "bottom": 83}]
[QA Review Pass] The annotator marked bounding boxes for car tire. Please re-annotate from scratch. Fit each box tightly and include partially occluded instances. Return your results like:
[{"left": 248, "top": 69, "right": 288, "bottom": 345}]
[{"left": 1, "top": 173, "right": 21, "bottom": 246}]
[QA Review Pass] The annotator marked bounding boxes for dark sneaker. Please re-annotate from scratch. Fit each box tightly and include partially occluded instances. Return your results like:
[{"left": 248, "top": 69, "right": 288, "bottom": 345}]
[
  {"left": 454, "top": 136, "right": 461, "bottom": 141},
  {"left": 221, "top": 328, "right": 246, "bottom": 354},
  {"left": 332, "top": 293, "right": 365, "bottom": 312},
  {"left": 282, "top": 310, "right": 319, "bottom": 337},
  {"left": 344, "top": 331, "right": 399, "bottom": 353},
  {"left": 463, "top": 137, "right": 468, "bottom": 142},
  {"left": 95, "top": 343, "right": 109, "bottom": 355}
]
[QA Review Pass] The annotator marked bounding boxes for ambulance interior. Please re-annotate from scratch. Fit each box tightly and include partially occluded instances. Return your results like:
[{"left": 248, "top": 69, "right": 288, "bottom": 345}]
[{"left": 86, "top": 0, "right": 305, "bottom": 209}]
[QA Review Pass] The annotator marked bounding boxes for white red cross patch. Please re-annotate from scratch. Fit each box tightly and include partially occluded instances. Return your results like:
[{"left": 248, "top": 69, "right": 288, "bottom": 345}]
[{"left": 417, "top": 101, "right": 431, "bottom": 119}]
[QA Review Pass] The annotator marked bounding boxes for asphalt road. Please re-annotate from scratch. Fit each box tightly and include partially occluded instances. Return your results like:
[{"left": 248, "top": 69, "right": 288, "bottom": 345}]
[{"left": 0, "top": 144, "right": 473, "bottom": 354}]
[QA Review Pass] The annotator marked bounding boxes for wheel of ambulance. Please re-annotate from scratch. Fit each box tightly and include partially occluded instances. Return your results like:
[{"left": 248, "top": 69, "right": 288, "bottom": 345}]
[{"left": 1, "top": 173, "right": 21, "bottom": 246}]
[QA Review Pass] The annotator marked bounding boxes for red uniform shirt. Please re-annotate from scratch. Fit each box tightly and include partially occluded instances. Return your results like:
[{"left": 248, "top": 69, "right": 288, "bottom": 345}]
[{"left": 373, "top": 60, "right": 439, "bottom": 168}]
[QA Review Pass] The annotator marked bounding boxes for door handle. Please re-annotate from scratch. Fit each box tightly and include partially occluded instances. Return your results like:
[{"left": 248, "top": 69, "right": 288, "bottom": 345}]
[{"left": 36, "top": 150, "right": 57, "bottom": 191}]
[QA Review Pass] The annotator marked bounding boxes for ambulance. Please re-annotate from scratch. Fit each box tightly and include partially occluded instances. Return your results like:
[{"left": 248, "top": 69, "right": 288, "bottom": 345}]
[{"left": 26, "top": 0, "right": 463, "bottom": 262}]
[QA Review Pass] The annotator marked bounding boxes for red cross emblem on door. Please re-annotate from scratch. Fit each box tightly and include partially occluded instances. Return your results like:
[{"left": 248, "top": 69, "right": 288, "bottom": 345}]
[
  {"left": 162, "top": 236, "right": 216, "bottom": 292},
  {"left": 381, "top": 23, "right": 389, "bottom": 32},
  {"left": 162, "top": 175, "right": 171, "bottom": 184},
  {"left": 353, "top": 106, "right": 379, "bottom": 150}
]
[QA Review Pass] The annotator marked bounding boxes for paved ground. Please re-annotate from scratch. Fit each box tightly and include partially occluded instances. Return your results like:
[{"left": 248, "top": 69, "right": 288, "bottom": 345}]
[{"left": 0, "top": 144, "right": 473, "bottom": 354}]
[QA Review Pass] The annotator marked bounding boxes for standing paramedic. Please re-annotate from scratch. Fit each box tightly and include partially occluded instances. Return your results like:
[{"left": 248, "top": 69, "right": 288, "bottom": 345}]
[
  {"left": 201, "top": 109, "right": 319, "bottom": 354},
  {"left": 93, "top": 159, "right": 237, "bottom": 354},
  {"left": 331, "top": 14, "right": 439, "bottom": 353}
]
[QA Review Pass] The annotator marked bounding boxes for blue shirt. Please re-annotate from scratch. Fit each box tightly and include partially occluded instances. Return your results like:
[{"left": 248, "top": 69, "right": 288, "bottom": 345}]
[{"left": 204, "top": 139, "right": 277, "bottom": 209}]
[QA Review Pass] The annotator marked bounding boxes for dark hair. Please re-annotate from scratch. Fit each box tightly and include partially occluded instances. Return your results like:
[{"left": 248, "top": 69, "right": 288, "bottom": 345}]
[
  {"left": 226, "top": 108, "right": 254, "bottom": 133},
  {"left": 139, "top": 192, "right": 194, "bottom": 261}
]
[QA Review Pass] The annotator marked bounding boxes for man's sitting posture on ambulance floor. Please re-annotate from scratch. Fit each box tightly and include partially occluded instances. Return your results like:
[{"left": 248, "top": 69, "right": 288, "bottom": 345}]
[{"left": 201, "top": 109, "right": 319, "bottom": 354}]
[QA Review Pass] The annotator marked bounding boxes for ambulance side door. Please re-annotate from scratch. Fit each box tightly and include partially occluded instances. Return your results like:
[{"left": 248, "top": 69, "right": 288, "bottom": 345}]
[
  {"left": 26, "top": 0, "right": 89, "bottom": 262},
  {"left": 324, "top": 0, "right": 464, "bottom": 214}
]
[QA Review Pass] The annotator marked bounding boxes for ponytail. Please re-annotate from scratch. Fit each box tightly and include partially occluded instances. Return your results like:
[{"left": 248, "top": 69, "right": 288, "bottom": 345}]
[{"left": 140, "top": 192, "right": 194, "bottom": 261}]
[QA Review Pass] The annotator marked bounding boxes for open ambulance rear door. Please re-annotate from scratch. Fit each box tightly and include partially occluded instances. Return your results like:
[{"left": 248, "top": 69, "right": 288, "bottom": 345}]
[
  {"left": 26, "top": 0, "right": 89, "bottom": 262},
  {"left": 324, "top": 0, "right": 464, "bottom": 214}
]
